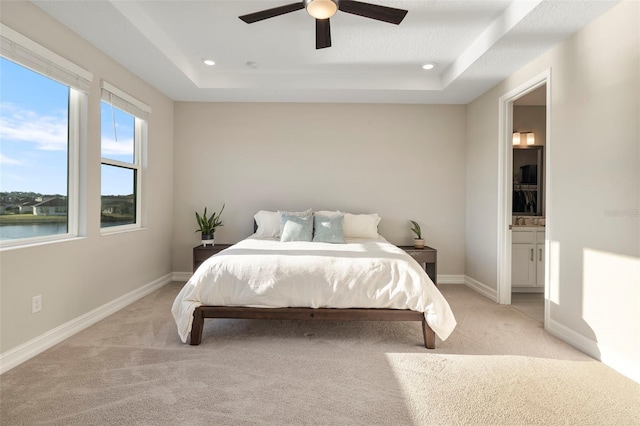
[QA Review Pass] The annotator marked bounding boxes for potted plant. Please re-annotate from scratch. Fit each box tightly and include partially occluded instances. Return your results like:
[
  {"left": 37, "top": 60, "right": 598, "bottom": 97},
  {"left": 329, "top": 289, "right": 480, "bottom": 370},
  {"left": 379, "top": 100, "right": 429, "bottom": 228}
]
[
  {"left": 410, "top": 220, "right": 425, "bottom": 249},
  {"left": 195, "top": 204, "right": 225, "bottom": 246}
]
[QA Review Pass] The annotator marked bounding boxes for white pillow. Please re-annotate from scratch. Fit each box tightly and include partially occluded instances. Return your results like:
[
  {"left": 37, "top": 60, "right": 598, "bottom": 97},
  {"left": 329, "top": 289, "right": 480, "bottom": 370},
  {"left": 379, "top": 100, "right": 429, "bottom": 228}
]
[
  {"left": 342, "top": 213, "right": 381, "bottom": 239},
  {"left": 254, "top": 210, "right": 281, "bottom": 238}
]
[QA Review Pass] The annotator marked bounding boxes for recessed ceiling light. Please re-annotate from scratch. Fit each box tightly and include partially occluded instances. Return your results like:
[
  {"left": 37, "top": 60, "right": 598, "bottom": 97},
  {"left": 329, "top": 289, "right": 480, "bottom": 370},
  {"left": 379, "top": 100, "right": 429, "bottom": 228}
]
[
  {"left": 202, "top": 59, "right": 216, "bottom": 66},
  {"left": 422, "top": 63, "right": 435, "bottom": 70}
]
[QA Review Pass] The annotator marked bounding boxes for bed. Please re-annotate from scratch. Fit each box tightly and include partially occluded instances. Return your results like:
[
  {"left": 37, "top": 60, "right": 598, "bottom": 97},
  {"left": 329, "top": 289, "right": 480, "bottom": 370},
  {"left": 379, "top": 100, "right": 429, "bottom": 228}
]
[{"left": 172, "top": 212, "right": 457, "bottom": 348}]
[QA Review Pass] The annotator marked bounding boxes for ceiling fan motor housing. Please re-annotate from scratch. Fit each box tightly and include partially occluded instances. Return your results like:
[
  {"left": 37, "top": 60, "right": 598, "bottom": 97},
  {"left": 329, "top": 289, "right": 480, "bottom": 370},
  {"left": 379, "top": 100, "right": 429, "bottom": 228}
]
[{"left": 304, "top": 0, "right": 339, "bottom": 20}]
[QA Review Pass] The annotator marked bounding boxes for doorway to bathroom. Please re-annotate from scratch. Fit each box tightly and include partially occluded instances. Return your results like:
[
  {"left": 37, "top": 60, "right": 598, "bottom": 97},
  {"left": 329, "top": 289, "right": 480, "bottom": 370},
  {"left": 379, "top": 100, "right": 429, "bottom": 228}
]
[
  {"left": 511, "top": 84, "right": 546, "bottom": 323},
  {"left": 497, "top": 70, "right": 550, "bottom": 328}
]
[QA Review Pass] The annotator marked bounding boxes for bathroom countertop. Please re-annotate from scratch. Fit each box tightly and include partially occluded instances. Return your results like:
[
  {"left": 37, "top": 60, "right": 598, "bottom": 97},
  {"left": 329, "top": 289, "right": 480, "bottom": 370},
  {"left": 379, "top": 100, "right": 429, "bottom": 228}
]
[{"left": 512, "top": 225, "right": 545, "bottom": 230}]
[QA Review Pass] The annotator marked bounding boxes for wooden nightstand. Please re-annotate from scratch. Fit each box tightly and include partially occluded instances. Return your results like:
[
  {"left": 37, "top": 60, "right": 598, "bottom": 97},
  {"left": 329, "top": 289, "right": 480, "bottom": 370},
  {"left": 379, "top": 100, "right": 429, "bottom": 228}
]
[
  {"left": 193, "top": 244, "right": 233, "bottom": 272},
  {"left": 397, "top": 245, "right": 437, "bottom": 285}
]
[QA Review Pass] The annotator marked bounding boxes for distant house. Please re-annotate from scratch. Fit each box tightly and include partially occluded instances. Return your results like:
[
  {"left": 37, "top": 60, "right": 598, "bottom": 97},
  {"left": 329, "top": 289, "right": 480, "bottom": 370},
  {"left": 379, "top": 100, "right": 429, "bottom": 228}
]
[
  {"left": 32, "top": 197, "right": 67, "bottom": 216},
  {"left": 19, "top": 200, "right": 40, "bottom": 214}
]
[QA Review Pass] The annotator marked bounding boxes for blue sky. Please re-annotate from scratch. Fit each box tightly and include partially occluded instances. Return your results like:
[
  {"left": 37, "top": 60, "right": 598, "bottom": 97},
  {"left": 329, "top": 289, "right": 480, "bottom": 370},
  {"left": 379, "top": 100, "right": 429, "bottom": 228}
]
[{"left": 1, "top": 57, "right": 134, "bottom": 196}]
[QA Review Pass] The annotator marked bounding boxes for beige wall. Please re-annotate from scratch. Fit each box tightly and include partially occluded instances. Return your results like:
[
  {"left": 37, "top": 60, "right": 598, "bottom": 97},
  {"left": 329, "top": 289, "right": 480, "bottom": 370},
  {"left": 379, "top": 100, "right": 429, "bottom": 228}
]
[
  {"left": 465, "top": 1, "right": 639, "bottom": 376},
  {"left": 173, "top": 103, "right": 466, "bottom": 275},
  {"left": 0, "top": 2, "right": 175, "bottom": 353}
]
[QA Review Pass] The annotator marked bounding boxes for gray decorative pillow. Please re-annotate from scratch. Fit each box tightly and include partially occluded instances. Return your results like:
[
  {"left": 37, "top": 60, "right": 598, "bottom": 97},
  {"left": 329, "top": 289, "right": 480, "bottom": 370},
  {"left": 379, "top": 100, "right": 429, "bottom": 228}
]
[
  {"left": 280, "top": 214, "right": 313, "bottom": 242},
  {"left": 313, "top": 214, "right": 346, "bottom": 244}
]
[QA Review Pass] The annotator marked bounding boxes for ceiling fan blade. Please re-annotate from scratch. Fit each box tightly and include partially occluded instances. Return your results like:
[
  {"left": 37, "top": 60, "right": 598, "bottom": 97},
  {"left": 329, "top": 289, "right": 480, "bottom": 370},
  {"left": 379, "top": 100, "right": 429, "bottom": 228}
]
[
  {"left": 316, "top": 18, "right": 331, "bottom": 49},
  {"left": 239, "top": 2, "right": 305, "bottom": 24},
  {"left": 339, "top": 0, "right": 408, "bottom": 25}
]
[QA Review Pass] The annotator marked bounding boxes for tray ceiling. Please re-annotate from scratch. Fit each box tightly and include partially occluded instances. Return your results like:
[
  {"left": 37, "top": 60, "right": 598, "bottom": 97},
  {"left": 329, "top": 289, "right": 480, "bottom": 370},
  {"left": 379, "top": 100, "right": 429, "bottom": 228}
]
[{"left": 32, "top": 0, "right": 619, "bottom": 104}]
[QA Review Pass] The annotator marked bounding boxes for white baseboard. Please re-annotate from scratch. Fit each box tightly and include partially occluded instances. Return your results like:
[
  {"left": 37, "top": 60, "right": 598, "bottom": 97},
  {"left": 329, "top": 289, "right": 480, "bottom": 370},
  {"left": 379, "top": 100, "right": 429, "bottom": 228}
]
[
  {"left": 547, "top": 319, "right": 640, "bottom": 384},
  {"left": 172, "top": 272, "right": 192, "bottom": 281},
  {"left": 463, "top": 275, "right": 498, "bottom": 302},
  {"left": 0, "top": 273, "right": 173, "bottom": 375},
  {"left": 437, "top": 274, "right": 465, "bottom": 284},
  {"left": 546, "top": 318, "right": 599, "bottom": 358}
]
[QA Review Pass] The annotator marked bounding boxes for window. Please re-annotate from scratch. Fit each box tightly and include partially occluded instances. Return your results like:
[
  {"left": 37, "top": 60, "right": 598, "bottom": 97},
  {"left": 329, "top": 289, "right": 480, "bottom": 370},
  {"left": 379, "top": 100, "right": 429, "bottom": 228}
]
[
  {"left": 0, "top": 24, "right": 90, "bottom": 247},
  {"left": 100, "top": 82, "right": 149, "bottom": 231}
]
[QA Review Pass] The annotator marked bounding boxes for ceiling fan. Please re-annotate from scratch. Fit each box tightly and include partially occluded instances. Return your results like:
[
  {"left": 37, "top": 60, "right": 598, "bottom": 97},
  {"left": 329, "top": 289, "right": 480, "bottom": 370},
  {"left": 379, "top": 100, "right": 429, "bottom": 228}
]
[{"left": 239, "top": 0, "right": 408, "bottom": 49}]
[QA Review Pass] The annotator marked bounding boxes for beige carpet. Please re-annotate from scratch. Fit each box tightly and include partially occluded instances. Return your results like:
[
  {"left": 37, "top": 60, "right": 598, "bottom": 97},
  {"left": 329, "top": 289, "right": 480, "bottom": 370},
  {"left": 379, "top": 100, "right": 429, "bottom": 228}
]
[{"left": 1, "top": 283, "right": 638, "bottom": 425}]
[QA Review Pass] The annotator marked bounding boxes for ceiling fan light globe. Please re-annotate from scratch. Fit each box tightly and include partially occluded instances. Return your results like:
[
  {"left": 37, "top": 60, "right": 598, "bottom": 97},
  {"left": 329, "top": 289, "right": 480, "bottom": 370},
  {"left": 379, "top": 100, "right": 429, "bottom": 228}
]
[{"left": 305, "top": 0, "right": 338, "bottom": 19}]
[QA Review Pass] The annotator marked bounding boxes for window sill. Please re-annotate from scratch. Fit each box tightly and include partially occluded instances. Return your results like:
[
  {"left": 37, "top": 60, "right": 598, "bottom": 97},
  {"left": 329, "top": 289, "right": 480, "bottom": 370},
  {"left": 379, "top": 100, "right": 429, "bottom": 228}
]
[
  {"left": 0, "top": 236, "right": 87, "bottom": 252},
  {"left": 100, "top": 225, "right": 147, "bottom": 236}
]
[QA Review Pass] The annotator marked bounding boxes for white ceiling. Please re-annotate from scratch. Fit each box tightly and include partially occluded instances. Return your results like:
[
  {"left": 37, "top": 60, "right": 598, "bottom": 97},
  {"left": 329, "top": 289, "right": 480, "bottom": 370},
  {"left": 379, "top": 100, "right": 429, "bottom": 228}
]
[{"left": 33, "top": 0, "right": 618, "bottom": 104}]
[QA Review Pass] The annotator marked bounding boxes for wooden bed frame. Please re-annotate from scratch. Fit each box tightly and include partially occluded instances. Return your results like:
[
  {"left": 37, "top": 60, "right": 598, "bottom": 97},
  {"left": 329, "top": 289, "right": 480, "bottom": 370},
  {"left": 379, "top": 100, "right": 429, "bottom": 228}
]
[
  {"left": 188, "top": 221, "right": 437, "bottom": 349},
  {"left": 190, "top": 306, "right": 436, "bottom": 348}
]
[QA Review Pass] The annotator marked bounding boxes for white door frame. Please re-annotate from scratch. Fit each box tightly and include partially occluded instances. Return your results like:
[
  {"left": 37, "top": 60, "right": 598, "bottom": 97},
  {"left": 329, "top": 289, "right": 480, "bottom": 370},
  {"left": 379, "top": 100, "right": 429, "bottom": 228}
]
[{"left": 497, "top": 69, "right": 551, "bottom": 327}]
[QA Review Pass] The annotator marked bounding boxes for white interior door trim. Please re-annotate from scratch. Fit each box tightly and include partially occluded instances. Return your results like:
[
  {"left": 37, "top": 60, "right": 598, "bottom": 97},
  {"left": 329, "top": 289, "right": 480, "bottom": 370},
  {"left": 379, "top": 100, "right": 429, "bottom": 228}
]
[{"left": 497, "top": 69, "right": 551, "bottom": 310}]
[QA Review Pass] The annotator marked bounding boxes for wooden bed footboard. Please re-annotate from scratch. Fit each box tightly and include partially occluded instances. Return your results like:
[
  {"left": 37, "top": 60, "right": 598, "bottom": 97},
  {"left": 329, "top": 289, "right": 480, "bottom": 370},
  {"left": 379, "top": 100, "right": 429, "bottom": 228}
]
[{"left": 190, "top": 306, "right": 436, "bottom": 349}]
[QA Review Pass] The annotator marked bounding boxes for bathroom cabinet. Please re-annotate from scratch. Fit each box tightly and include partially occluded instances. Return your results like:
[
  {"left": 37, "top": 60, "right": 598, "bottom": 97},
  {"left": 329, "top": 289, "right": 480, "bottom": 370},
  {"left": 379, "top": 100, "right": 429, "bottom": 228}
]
[{"left": 512, "top": 228, "right": 545, "bottom": 288}]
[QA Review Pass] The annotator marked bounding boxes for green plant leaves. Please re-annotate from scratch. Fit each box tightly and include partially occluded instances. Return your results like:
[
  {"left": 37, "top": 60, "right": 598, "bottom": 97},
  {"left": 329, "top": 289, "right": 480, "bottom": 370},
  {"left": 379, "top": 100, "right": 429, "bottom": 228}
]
[
  {"left": 195, "top": 203, "right": 225, "bottom": 234},
  {"left": 410, "top": 220, "right": 422, "bottom": 239}
]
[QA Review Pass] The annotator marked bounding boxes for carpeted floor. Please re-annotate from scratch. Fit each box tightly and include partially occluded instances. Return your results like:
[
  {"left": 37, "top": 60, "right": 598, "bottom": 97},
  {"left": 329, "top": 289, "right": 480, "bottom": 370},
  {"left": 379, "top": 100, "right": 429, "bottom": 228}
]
[{"left": 1, "top": 283, "right": 638, "bottom": 425}]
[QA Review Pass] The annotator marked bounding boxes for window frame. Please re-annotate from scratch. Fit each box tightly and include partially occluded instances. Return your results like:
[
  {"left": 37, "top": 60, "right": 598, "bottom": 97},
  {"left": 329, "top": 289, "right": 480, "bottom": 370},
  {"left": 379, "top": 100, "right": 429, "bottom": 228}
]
[
  {"left": 0, "top": 25, "right": 90, "bottom": 249},
  {"left": 99, "top": 81, "right": 150, "bottom": 234},
  {"left": 100, "top": 113, "right": 145, "bottom": 234}
]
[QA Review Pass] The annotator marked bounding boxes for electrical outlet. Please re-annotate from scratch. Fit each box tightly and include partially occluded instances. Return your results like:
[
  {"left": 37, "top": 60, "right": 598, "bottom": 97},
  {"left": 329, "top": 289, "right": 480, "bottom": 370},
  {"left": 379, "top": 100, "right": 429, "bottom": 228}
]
[{"left": 32, "top": 295, "right": 42, "bottom": 313}]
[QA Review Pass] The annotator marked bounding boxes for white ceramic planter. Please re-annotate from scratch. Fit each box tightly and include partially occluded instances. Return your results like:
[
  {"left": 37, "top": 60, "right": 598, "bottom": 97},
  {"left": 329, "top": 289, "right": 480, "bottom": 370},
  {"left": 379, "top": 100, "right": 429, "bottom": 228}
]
[{"left": 201, "top": 234, "right": 215, "bottom": 246}]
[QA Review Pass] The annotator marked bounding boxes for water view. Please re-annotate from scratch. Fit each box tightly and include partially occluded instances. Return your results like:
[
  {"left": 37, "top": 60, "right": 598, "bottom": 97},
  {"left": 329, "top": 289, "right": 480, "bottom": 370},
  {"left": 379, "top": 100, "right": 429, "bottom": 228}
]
[
  {"left": 1, "top": 192, "right": 135, "bottom": 242},
  {"left": 0, "top": 222, "right": 68, "bottom": 240},
  {"left": 0, "top": 192, "right": 69, "bottom": 241}
]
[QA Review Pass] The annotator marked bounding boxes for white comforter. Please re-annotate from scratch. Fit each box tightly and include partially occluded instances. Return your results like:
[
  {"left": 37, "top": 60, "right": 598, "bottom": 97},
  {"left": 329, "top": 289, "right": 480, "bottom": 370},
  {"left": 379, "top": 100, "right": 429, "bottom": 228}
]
[{"left": 172, "top": 236, "right": 457, "bottom": 343}]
